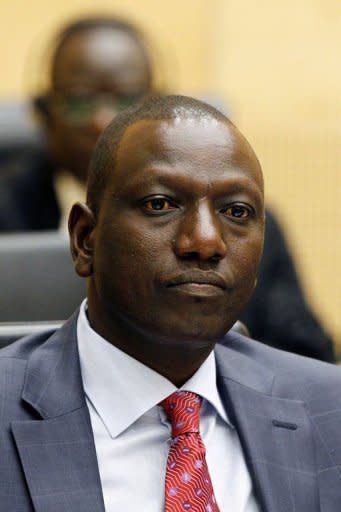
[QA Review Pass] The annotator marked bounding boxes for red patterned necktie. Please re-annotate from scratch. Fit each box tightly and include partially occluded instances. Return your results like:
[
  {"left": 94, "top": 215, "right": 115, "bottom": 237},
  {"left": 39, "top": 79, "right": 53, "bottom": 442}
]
[{"left": 160, "top": 390, "right": 220, "bottom": 512}]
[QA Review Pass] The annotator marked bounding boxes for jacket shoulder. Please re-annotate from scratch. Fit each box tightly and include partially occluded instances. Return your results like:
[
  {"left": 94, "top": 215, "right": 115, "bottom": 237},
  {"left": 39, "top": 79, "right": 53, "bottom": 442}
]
[
  {"left": 0, "top": 329, "right": 57, "bottom": 387},
  {"left": 218, "top": 332, "right": 341, "bottom": 414}
]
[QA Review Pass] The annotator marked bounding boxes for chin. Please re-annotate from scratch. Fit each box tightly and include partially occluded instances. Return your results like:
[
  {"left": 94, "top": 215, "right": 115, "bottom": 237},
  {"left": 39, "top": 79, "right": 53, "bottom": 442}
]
[
  {"left": 140, "top": 300, "right": 236, "bottom": 344},
  {"left": 155, "top": 318, "right": 230, "bottom": 347}
]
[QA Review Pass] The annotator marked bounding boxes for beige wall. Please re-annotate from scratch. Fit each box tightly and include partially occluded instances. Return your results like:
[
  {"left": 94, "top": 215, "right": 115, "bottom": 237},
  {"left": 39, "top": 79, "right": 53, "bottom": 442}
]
[
  {"left": 209, "top": 0, "right": 341, "bottom": 348},
  {"left": 1, "top": 1, "right": 340, "bottom": 347},
  {"left": 0, "top": 0, "right": 209, "bottom": 96}
]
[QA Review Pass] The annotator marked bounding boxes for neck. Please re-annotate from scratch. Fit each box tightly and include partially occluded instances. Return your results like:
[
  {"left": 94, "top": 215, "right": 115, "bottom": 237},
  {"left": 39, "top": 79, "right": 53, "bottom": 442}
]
[{"left": 87, "top": 300, "right": 217, "bottom": 387}]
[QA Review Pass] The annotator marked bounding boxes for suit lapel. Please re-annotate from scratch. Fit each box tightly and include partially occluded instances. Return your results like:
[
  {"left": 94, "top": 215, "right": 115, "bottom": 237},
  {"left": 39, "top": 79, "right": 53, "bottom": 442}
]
[
  {"left": 10, "top": 315, "right": 325, "bottom": 511},
  {"left": 11, "top": 313, "right": 105, "bottom": 512},
  {"left": 215, "top": 341, "right": 320, "bottom": 512}
]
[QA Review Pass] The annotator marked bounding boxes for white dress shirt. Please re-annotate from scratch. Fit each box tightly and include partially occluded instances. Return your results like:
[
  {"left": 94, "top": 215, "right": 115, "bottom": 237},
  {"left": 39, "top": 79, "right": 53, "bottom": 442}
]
[{"left": 77, "top": 300, "right": 259, "bottom": 511}]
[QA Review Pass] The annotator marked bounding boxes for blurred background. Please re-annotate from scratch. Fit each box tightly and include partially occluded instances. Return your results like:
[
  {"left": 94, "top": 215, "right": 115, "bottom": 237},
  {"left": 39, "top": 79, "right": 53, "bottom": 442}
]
[{"left": 0, "top": 0, "right": 340, "bottom": 350}]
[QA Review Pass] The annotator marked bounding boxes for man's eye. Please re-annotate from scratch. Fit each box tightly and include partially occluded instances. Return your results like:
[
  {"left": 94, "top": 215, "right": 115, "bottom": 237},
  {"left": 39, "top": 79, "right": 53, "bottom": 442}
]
[
  {"left": 143, "top": 197, "right": 176, "bottom": 211},
  {"left": 221, "top": 205, "right": 251, "bottom": 219}
]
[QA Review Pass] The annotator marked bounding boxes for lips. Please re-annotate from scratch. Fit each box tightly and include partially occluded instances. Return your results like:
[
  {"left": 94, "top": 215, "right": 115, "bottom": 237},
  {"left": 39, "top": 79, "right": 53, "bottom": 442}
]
[{"left": 164, "top": 270, "right": 227, "bottom": 290}]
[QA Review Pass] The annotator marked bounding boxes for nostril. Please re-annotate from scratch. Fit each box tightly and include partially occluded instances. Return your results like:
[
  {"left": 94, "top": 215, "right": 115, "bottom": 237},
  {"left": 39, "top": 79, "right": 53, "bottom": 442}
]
[
  {"left": 180, "top": 251, "right": 200, "bottom": 261},
  {"left": 210, "top": 253, "right": 223, "bottom": 263},
  {"left": 177, "top": 250, "right": 223, "bottom": 263}
]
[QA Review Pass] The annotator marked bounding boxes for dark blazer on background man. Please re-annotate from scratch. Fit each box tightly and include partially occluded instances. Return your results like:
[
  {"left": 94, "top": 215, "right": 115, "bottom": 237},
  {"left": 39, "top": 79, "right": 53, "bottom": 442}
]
[
  {"left": 240, "top": 210, "right": 335, "bottom": 362},
  {"left": 0, "top": 150, "right": 59, "bottom": 232},
  {"left": 0, "top": 311, "right": 341, "bottom": 511}
]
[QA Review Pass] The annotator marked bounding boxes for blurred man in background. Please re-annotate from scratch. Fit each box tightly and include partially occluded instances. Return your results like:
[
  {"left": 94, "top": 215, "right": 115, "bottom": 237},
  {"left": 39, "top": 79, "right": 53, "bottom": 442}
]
[
  {"left": 0, "top": 16, "right": 155, "bottom": 231},
  {"left": 240, "top": 208, "right": 335, "bottom": 361}
]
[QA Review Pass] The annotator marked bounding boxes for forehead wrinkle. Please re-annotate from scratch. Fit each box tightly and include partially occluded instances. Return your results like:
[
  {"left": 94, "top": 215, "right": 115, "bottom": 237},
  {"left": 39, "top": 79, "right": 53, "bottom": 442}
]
[
  {"left": 118, "top": 117, "right": 235, "bottom": 157},
  {"left": 111, "top": 162, "right": 263, "bottom": 208},
  {"left": 158, "top": 117, "right": 235, "bottom": 151},
  {"left": 113, "top": 117, "right": 263, "bottom": 194},
  {"left": 157, "top": 119, "right": 263, "bottom": 194},
  {"left": 114, "top": 120, "right": 180, "bottom": 182}
]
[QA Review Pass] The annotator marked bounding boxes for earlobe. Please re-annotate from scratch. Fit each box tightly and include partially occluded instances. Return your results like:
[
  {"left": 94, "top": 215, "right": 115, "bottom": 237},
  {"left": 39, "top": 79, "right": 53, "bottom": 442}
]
[
  {"left": 33, "top": 94, "right": 52, "bottom": 124},
  {"left": 68, "top": 202, "right": 96, "bottom": 277},
  {"left": 33, "top": 95, "right": 48, "bottom": 115}
]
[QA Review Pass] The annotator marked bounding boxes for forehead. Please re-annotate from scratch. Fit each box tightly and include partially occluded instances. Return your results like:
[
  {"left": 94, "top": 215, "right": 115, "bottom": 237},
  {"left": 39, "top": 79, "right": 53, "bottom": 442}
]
[
  {"left": 111, "top": 117, "right": 263, "bottom": 195},
  {"left": 53, "top": 27, "right": 149, "bottom": 90}
]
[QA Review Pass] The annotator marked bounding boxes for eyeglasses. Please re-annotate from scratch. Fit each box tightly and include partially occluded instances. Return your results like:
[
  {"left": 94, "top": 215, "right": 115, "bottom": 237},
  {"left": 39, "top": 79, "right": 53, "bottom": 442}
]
[{"left": 51, "top": 92, "right": 143, "bottom": 124}]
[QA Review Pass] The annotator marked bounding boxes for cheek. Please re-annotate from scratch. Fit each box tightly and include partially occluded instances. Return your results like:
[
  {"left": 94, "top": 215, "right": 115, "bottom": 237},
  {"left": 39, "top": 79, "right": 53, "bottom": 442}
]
[
  {"left": 230, "top": 232, "right": 264, "bottom": 289},
  {"left": 94, "top": 220, "right": 166, "bottom": 295},
  {"left": 59, "top": 125, "right": 83, "bottom": 150},
  {"left": 48, "top": 120, "right": 74, "bottom": 154},
  {"left": 49, "top": 115, "right": 82, "bottom": 147}
]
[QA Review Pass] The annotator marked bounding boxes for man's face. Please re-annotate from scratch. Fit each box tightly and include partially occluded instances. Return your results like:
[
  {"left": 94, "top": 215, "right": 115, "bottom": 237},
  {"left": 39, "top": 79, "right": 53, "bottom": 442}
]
[
  {"left": 88, "top": 117, "right": 264, "bottom": 344},
  {"left": 45, "top": 27, "right": 151, "bottom": 182}
]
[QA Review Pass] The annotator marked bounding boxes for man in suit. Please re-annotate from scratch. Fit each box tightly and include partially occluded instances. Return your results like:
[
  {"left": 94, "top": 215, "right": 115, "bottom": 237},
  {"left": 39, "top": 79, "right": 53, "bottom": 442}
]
[
  {"left": 0, "top": 95, "right": 340, "bottom": 511},
  {"left": 0, "top": 19, "right": 334, "bottom": 364}
]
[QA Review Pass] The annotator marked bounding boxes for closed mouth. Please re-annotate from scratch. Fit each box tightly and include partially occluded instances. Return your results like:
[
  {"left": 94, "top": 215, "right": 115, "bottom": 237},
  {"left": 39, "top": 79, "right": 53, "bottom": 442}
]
[{"left": 165, "top": 271, "right": 227, "bottom": 290}]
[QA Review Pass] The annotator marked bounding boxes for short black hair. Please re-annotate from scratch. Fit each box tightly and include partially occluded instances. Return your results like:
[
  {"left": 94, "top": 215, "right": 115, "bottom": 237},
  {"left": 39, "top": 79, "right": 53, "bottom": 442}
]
[
  {"left": 87, "top": 94, "right": 232, "bottom": 213},
  {"left": 50, "top": 15, "right": 152, "bottom": 86}
]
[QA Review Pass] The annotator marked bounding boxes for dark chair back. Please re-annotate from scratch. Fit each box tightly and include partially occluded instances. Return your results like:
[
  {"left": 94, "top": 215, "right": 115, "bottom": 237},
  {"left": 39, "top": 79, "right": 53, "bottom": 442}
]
[{"left": 0, "top": 232, "right": 85, "bottom": 321}]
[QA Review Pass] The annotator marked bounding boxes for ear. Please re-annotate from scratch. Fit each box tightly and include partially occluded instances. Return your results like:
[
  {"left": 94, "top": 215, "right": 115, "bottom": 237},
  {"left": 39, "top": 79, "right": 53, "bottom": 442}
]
[
  {"left": 33, "top": 93, "right": 57, "bottom": 129},
  {"left": 33, "top": 94, "right": 50, "bottom": 118},
  {"left": 68, "top": 202, "right": 96, "bottom": 277}
]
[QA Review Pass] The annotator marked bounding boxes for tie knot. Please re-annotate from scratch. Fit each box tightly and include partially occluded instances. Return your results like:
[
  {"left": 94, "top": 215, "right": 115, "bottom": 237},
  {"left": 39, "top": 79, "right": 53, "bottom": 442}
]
[{"left": 160, "top": 391, "right": 202, "bottom": 437}]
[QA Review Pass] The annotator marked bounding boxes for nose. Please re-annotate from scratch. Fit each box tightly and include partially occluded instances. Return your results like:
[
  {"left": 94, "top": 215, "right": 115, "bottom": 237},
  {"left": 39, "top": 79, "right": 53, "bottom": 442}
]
[
  {"left": 173, "top": 203, "right": 227, "bottom": 262},
  {"left": 88, "top": 106, "right": 116, "bottom": 134}
]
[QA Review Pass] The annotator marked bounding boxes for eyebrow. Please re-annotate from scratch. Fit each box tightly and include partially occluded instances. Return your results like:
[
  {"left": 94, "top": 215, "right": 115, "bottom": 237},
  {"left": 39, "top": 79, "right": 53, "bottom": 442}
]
[{"left": 119, "top": 165, "right": 264, "bottom": 205}]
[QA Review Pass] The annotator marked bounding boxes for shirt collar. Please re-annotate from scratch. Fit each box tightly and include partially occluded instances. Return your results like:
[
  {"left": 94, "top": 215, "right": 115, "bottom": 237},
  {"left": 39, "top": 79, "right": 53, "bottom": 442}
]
[{"left": 77, "top": 300, "right": 232, "bottom": 438}]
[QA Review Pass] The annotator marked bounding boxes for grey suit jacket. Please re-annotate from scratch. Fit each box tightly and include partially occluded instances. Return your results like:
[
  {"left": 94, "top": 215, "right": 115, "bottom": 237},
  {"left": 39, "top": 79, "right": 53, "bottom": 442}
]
[{"left": 1, "top": 311, "right": 341, "bottom": 511}]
